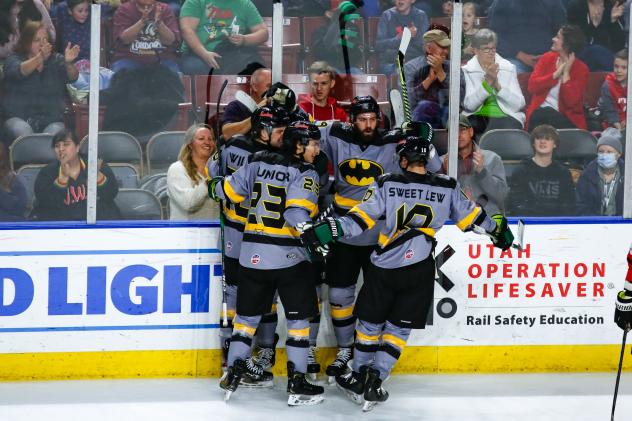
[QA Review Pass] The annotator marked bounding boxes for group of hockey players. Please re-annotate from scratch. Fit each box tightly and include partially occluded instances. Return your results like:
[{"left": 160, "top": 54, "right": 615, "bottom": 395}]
[{"left": 206, "top": 82, "right": 514, "bottom": 410}]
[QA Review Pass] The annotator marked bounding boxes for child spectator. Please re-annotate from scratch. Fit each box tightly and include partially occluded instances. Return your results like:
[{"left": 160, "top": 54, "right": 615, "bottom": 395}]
[
  {"left": 576, "top": 133, "right": 624, "bottom": 216},
  {"left": 598, "top": 49, "right": 628, "bottom": 131},
  {"left": 58, "top": 0, "right": 90, "bottom": 61},
  {"left": 297, "top": 61, "right": 348, "bottom": 122},
  {"left": 112, "top": 0, "right": 180, "bottom": 74},
  {"left": 0, "top": 143, "right": 27, "bottom": 221},
  {"left": 2, "top": 21, "right": 79, "bottom": 143},
  {"left": 375, "top": 0, "right": 429, "bottom": 75},
  {"left": 507, "top": 124, "right": 576, "bottom": 216},
  {"left": 462, "top": 2, "right": 479, "bottom": 62},
  {"left": 526, "top": 25, "right": 589, "bottom": 130},
  {"left": 31, "top": 129, "right": 120, "bottom": 221}
]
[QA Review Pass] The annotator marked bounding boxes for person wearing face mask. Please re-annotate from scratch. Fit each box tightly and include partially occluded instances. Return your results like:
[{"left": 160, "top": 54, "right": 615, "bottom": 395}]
[{"left": 576, "top": 133, "right": 625, "bottom": 216}]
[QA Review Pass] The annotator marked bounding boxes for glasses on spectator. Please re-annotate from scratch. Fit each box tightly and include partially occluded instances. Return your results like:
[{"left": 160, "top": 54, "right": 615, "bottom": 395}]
[{"left": 478, "top": 46, "right": 497, "bottom": 54}]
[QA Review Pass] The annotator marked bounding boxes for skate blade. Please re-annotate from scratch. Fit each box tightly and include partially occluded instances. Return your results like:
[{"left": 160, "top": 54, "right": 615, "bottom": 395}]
[
  {"left": 335, "top": 383, "right": 364, "bottom": 405},
  {"left": 307, "top": 373, "right": 319, "bottom": 382},
  {"left": 362, "top": 401, "right": 377, "bottom": 412},
  {"left": 327, "top": 375, "right": 336, "bottom": 385},
  {"left": 287, "top": 393, "right": 325, "bottom": 406},
  {"left": 223, "top": 390, "right": 233, "bottom": 402},
  {"left": 239, "top": 379, "right": 274, "bottom": 388}
]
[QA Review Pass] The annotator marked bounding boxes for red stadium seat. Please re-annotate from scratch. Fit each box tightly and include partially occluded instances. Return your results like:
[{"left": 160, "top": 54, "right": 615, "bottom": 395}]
[
  {"left": 259, "top": 16, "right": 302, "bottom": 73},
  {"left": 333, "top": 74, "right": 389, "bottom": 104},
  {"left": 281, "top": 74, "right": 311, "bottom": 97},
  {"left": 193, "top": 75, "right": 251, "bottom": 121}
]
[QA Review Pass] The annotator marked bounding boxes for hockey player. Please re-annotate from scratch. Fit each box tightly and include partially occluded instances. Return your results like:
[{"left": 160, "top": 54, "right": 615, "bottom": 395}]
[
  {"left": 316, "top": 95, "right": 442, "bottom": 380},
  {"left": 210, "top": 121, "right": 325, "bottom": 406},
  {"left": 301, "top": 134, "right": 514, "bottom": 411},
  {"left": 208, "top": 105, "right": 291, "bottom": 376}
]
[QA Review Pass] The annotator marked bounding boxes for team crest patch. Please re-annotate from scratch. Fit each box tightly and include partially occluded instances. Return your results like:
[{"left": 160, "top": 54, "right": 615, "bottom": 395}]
[
  {"left": 251, "top": 254, "right": 261, "bottom": 265},
  {"left": 405, "top": 249, "right": 414, "bottom": 260},
  {"left": 226, "top": 241, "right": 233, "bottom": 252}
]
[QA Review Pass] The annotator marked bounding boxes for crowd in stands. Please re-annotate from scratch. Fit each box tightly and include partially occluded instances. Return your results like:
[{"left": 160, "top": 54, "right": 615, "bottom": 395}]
[{"left": 0, "top": 0, "right": 630, "bottom": 221}]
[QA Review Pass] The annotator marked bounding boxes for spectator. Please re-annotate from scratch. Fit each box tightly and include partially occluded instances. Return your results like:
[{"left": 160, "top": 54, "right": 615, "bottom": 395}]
[
  {"left": 441, "top": 0, "right": 452, "bottom": 15},
  {"left": 167, "top": 124, "right": 220, "bottom": 220},
  {"left": 462, "top": 29, "right": 525, "bottom": 136},
  {"left": 112, "top": 0, "right": 181, "bottom": 73},
  {"left": 440, "top": 114, "right": 508, "bottom": 216},
  {"left": 179, "top": 0, "right": 268, "bottom": 75},
  {"left": 567, "top": 0, "right": 625, "bottom": 71},
  {"left": 297, "top": 61, "right": 348, "bottom": 122},
  {"left": 0, "top": 143, "right": 27, "bottom": 221},
  {"left": 375, "top": 0, "right": 429, "bottom": 75},
  {"left": 2, "top": 21, "right": 79, "bottom": 143},
  {"left": 17, "top": 0, "right": 56, "bottom": 42},
  {"left": 221, "top": 67, "right": 271, "bottom": 139},
  {"left": 598, "top": 48, "right": 628, "bottom": 131},
  {"left": 310, "top": 1, "right": 365, "bottom": 74},
  {"left": 0, "top": 0, "right": 20, "bottom": 65},
  {"left": 462, "top": 2, "right": 480, "bottom": 62},
  {"left": 404, "top": 28, "right": 463, "bottom": 128},
  {"left": 526, "top": 25, "right": 589, "bottom": 130},
  {"left": 488, "top": 0, "right": 566, "bottom": 73},
  {"left": 507, "top": 124, "right": 575, "bottom": 216},
  {"left": 576, "top": 133, "right": 624, "bottom": 216},
  {"left": 57, "top": 0, "right": 90, "bottom": 61},
  {"left": 31, "top": 129, "right": 120, "bottom": 221}
]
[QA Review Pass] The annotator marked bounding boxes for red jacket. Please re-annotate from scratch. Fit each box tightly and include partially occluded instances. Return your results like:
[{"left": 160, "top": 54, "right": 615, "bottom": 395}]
[
  {"left": 526, "top": 51, "right": 589, "bottom": 130},
  {"left": 298, "top": 94, "right": 348, "bottom": 122}
]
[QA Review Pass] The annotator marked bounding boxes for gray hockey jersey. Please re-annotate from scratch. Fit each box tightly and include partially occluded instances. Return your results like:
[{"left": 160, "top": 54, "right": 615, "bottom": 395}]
[
  {"left": 319, "top": 121, "right": 442, "bottom": 246},
  {"left": 216, "top": 151, "right": 320, "bottom": 270},
  {"left": 207, "top": 135, "right": 269, "bottom": 260},
  {"left": 338, "top": 171, "right": 497, "bottom": 269}
]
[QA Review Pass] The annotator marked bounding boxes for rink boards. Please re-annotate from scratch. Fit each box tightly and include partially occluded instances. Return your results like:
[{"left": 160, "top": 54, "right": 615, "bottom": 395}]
[{"left": 0, "top": 218, "right": 629, "bottom": 380}]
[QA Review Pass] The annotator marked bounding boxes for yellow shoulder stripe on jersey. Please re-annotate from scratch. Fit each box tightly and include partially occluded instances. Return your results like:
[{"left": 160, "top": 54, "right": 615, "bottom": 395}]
[
  {"left": 382, "top": 334, "right": 407, "bottom": 350},
  {"left": 334, "top": 193, "right": 361, "bottom": 209},
  {"left": 356, "top": 331, "right": 379, "bottom": 344},
  {"left": 378, "top": 232, "right": 391, "bottom": 248},
  {"left": 244, "top": 223, "right": 299, "bottom": 237},
  {"left": 456, "top": 207, "right": 482, "bottom": 231},
  {"left": 287, "top": 328, "right": 309, "bottom": 339},
  {"left": 233, "top": 323, "right": 256, "bottom": 337},
  {"left": 286, "top": 198, "right": 318, "bottom": 218},
  {"left": 224, "top": 180, "right": 246, "bottom": 204},
  {"left": 348, "top": 207, "right": 375, "bottom": 229},
  {"left": 223, "top": 206, "right": 247, "bottom": 224}
]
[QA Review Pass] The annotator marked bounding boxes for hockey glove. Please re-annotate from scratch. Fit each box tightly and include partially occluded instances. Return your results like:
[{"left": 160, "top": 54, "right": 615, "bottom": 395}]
[
  {"left": 297, "top": 222, "right": 333, "bottom": 261},
  {"left": 615, "top": 290, "right": 632, "bottom": 331},
  {"left": 207, "top": 176, "right": 223, "bottom": 202},
  {"left": 488, "top": 214, "right": 513, "bottom": 251}
]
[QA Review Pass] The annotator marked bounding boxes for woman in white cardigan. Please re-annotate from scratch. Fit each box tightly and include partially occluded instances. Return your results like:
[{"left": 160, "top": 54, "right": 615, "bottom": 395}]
[
  {"left": 462, "top": 29, "right": 526, "bottom": 137},
  {"left": 167, "top": 124, "right": 220, "bottom": 221}
]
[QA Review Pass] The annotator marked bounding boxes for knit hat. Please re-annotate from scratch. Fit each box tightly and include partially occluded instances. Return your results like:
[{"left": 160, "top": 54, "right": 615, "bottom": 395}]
[{"left": 597, "top": 134, "right": 623, "bottom": 154}]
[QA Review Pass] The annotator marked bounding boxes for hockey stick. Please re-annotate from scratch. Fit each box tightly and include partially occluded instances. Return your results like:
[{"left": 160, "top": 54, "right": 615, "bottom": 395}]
[
  {"left": 472, "top": 219, "right": 525, "bottom": 252},
  {"left": 216, "top": 79, "right": 229, "bottom": 328},
  {"left": 396, "top": 26, "right": 413, "bottom": 122},
  {"left": 611, "top": 327, "right": 628, "bottom": 421},
  {"left": 235, "top": 90, "right": 258, "bottom": 113},
  {"left": 389, "top": 89, "right": 405, "bottom": 128},
  {"left": 271, "top": 0, "right": 283, "bottom": 84}
]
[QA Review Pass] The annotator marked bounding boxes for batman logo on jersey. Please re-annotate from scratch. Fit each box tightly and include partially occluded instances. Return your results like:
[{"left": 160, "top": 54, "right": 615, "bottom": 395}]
[{"left": 339, "top": 159, "right": 383, "bottom": 186}]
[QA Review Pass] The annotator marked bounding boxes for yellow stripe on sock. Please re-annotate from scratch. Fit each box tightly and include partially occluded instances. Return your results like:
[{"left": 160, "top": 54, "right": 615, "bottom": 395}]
[
  {"left": 382, "top": 334, "right": 407, "bottom": 350},
  {"left": 356, "top": 331, "right": 379, "bottom": 344},
  {"left": 331, "top": 306, "right": 354, "bottom": 319},
  {"left": 288, "top": 328, "right": 309, "bottom": 339},
  {"left": 233, "top": 323, "right": 256, "bottom": 337}
]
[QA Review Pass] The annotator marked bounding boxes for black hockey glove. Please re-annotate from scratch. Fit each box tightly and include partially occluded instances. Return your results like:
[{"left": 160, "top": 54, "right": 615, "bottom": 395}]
[
  {"left": 488, "top": 214, "right": 513, "bottom": 251},
  {"left": 298, "top": 217, "right": 343, "bottom": 258},
  {"left": 615, "top": 290, "right": 632, "bottom": 331},
  {"left": 207, "top": 176, "right": 223, "bottom": 202}
]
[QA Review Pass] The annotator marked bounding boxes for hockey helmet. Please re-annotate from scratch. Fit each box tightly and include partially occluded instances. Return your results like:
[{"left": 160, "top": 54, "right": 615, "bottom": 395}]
[
  {"left": 349, "top": 95, "right": 381, "bottom": 121},
  {"left": 281, "top": 120, "right": 320, "bottom": 157},
  {"left": 397, "top": 135, "right": 430, "bottom": 165},
  {"left": 263, "top": 82, "right": 298, "bottom": 113},
  {"left": 251, "top": 105, "right": 291, "bottom": 139}
]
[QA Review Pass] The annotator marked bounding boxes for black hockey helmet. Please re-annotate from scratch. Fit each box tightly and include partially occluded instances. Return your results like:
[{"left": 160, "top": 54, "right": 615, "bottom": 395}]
[
  {"left": 251, "top": 105, "right": 291, "bottom": 139},
  {"left": 349, "top": 95, "right": 381, "bottom": 121},
  {"left": 281, "top": 120, "right": 320, "bottom": 157},
  {"left": 397, "top": 135, "right": 430, "bottom": 165},
  {"left": 263, "top": 82, "right": 298, "bottom": 113}
]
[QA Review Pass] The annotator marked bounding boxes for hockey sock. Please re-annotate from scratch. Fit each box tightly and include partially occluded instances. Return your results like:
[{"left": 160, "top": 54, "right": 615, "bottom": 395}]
[
  {"left": 329, "top": 285, "right": 357, "bottom": 347},
  {"left": 256, "top": 303, "right": 278, "bottom": 348},
  {"left": 353, "top": 319, "right": 383, "bottom": 372},
  {"left": 286, "top": 319, "right": 310, "bottom": 373},
  {"left": 228, "top": 314, "right": 261, "bottom": 367},
  {"left": 374, "top": 321, "right": 411, "bottom": 380},
  {"left": 310, "top": 285, "right": 323, "bottom": 346}
]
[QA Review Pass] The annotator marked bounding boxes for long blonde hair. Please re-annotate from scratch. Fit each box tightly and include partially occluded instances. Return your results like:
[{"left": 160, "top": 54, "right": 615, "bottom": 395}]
[{"left": 178, "top": 124, "right": 215, "bottom": 185}]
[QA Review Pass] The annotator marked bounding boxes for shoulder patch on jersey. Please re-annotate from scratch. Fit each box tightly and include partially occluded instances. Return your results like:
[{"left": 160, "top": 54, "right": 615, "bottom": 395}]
[
  {"left": 377, "top": 173, "right": 409, "bottom": 187},
  {"left": 249, "top": 150, "right": 289, "bottom": 165}
]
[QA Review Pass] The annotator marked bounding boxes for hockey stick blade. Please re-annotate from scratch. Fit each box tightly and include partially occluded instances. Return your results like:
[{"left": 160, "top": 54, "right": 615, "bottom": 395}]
[
  {"left": 235, "top": 90, "right": 258, "bottom": 112},
  {"left": 398, "top": 26, "right": 412, "bottom": 57},
  {"left": 389, "top": 89, "right": 405, "bottom": 128}
]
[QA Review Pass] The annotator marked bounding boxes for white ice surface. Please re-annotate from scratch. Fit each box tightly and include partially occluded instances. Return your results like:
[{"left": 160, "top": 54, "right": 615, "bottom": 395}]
[{"left": 1, "top": 373, "right": 631, "bottom": 421}]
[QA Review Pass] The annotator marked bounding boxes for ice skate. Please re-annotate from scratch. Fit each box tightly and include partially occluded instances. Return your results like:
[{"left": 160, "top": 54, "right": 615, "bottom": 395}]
[
  {"left": 219, "top": 358, "right": 246, "bottom": 401},
  {"left": 253, "top": 333, "right": 279, "bottom": 370},
  {"left": 325, "top": 347, "right": 352, "bottom": 384},
  {"left": 362, "top": 367, "right": 388, "bottom": 412},
  {"left": 239, "top": 357, "right": 274, "bottom": 388},
  {"left": 307, "top": 346, "right": 321, "bottom": 381},
  {"left": 287, "top": 362, "right": 325, "bottom": 406},
  {"left": 335, "top": 365, "right": 368, "bottom": 405}
]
